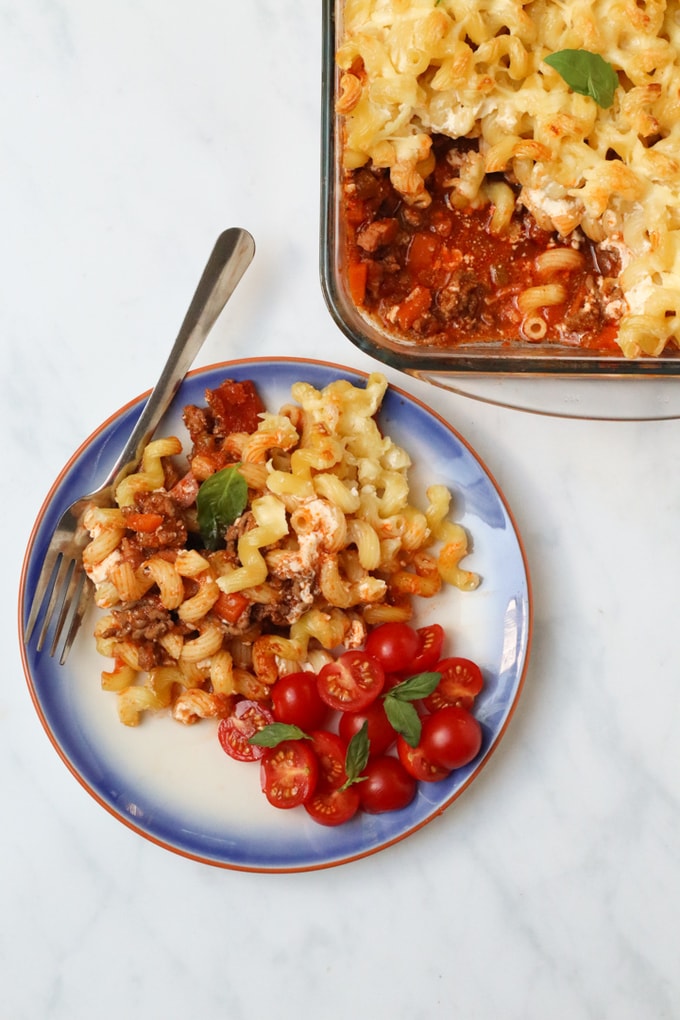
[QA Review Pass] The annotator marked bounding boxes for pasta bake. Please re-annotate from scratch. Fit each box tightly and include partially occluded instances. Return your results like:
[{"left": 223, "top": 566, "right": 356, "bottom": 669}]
[
  {"left": 83, "top": 373, "right": 479, "bottom": 727},
  {"left": 334, "top": 0, "right": 680, "bottom": 357}
]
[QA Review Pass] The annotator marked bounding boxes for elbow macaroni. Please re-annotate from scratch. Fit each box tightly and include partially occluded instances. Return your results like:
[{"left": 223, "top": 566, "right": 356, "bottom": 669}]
[
  {"left": 336, "top": 0, "right": 680, "bottom": 356},
  {"left": 84, "top": 373, "right": 480, "bottom": 726}
]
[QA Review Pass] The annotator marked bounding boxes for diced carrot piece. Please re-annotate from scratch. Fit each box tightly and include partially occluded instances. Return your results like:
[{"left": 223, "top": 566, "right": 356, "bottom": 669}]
[
  {"left": 347, "top": 260, "right": 368, "bottom": 306},
  {"left": 407, "top": 231, "right": 441, "bottom": 274},
  {"left": 125, "top": 512, "right": 164, "bottom": 533},
  {"left": 213, "top": 591, "right": 250, "bottom": 624},
  {"left": 395, "top": 286, "right": 432, "bottom": 330}
]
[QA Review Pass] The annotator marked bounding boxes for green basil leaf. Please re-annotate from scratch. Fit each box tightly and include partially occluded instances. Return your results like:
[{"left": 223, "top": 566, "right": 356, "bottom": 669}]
[
  {"left": 543, "top": 50, "right": 618, "bottom": 109},
  {"left": 196, "top": 466, "right": 248, "bottom": 551},
  {"left": 249, "top": 723, "right": 309, "bottom": 748},
  {"left": 342, "top": 721, "right": 370, "bottom": 788},
  {"left": 383, "top": 697, "right": 422, "bottom": 747},
  {"left": 385, "top": 671, "right": 441, "bottom": 702}
]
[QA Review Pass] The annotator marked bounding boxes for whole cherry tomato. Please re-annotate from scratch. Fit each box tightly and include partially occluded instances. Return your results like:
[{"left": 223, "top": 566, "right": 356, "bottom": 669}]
[
  {"left": 271, "top": 671, "right": 328, "bottom": 731},
  {"left": 364, "top": 622, "right": 420, "bottom": 673},
  {"left": 420, "top": 705, "right": 483, "bottom": 771},
  {"left": 338, "top": 700, "right": 397, "bottom": 758},
  {"left": 359, "top": 755, "right": 417, "bottom": 813}
]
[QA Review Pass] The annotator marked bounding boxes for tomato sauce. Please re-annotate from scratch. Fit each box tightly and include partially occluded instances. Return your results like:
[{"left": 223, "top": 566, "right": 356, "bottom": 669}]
[
  {"left": 205, "top": 379, "right": 265, "bottom": 435},
  {"left": 342, "top": 136, "right": 623, "bottom": 351},
  {"left": 183, "top": 378, "right": 266, "bottom": 476}
]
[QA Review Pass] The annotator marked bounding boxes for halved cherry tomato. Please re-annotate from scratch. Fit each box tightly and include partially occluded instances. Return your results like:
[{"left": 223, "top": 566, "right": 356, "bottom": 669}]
[
  {"left": 317, "top": 651, "right": 385, "bottom": 712},
  {"left": 305, "top": 784, "right": 361, "bottom": 827},
  {"left": 397, "top": 734, "right": 451, "bottom": 783},
  {"left": 338, "top": 700, "right": 397, "bottom": 758},
  {"left": 359, "top": 755, "right": 417, "bottom": 813},
  {"left": 364, "top": 622, "right": 420, "bottom": 673},
  {"left": 271, "top": 672, "right": 328, "bottom": 731},
  {"left": 410, "top": 624, "right": 445, "bottom": 673},
  {"left": 420, "top": 705, "right": 482, "bottom": 771},
  {"left": 124, "top": 511, "right": 164, "bottom": 533},
  {"left": 310, "top": 730, "right": 349, "bottom": 790},
  {"left": 260, "top": 740, "right": 318, "bottom": 809},
  {"left": 218, "top": 700, "right": 275, "bottom": 762},
  {"left": 305, "top": 731, "right": 361, "bottom": 825},
  {"left": 213, "top": 590, "right": 250, "bottom": 625},
  {"left": 423, "top": 656, "right": 484, "bottom": 712}
]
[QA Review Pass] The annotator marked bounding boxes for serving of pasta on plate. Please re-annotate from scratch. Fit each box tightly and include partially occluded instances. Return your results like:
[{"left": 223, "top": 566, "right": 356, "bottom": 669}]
[{"left": 83, "top": 370, "right": 480, "bottom": 730}]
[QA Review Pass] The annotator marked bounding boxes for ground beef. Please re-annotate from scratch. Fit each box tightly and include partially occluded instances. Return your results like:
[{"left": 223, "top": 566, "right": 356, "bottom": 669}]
[
  {"left": 125, "top": 491, "right": 188, "bottom": 550},
  {"left": 100, "top": 595, "right": 183, "bottom": 669},
  {"left": 357, "top": 218, "right": 399, "bottom": 253},
  {"left": 252, "top": 574, "right": 319, "bottom": 627},
  {"left": 102, "top": 595, "right": 173, "bottom": 643},
  {"left": 436, "top": 272, "right": 488, "bottom": 323},
  {"left": 183, "top": 404, "right": 212, "bottom": 445}
]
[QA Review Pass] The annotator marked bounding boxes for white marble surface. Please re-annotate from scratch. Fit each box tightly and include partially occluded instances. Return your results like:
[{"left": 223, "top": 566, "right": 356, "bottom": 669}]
[{"left": 3, "top": 3, "right": 680, "bottom": 1018}]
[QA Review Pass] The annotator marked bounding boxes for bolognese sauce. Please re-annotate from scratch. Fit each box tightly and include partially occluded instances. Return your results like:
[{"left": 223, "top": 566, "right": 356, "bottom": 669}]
[{"left": 342, "top": 136, "right": 624, "bottom": 351}]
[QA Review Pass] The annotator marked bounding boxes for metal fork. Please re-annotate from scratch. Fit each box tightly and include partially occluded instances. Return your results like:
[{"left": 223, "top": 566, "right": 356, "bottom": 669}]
[{"left": 24, "top": 226, "right": 256, "bottom": 664}]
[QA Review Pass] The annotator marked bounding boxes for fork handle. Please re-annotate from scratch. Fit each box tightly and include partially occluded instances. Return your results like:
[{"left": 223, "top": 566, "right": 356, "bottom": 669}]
[{"left": 100, "top": 227, "right": 256, "bottom": 499}]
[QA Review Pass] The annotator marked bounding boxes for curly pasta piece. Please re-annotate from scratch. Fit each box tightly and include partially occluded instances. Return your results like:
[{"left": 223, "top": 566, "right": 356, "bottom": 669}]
[
  {"left": 438, "top": 530, "right": 481, "bottom": 592},
  {"left": 172, "top": 689, "right": 233, "bottom": 725},
  {"left": 101, "top": 661, "right": 138, "bottom": 692},
  {"left": 388, "top": 551, "right": 443, "bottom": 599},
  {"left": 82, "top": 507, "right": 126, "bottom": 577},
  {"left": 319, "top": 554, "right": 387, "bottom": 609},
  {"left": 117, "top": 681, "right": 174, "bottom": 727},
  {"left": 252, "top": 634, "right": 304, "bottom": 685},
  {"left": 241, "top": 413, "right": 299, "bottom": 463},
  {"left": 216, "top": 493, "right": 289, "bottom": 594},
  {"left": 346, "top": 518, "right": 382, "bottom": 570},
  {"left": 115, "top": 436, "right": 182, "bottom": 507},
  {"left": 179, "top": 620, "right": 225, "bottom": 663},
  {"left": 290, "top": 607, "right": 354, "bottom": 654},
  {"left": 142, "top": 556, "right": 184, "bottom": 610},
  {"left": 177, "top": 575, "right": 220, "bottom": 624},
  {"left": 209, "top": 650, "right": 236, "bottom": 696},
  {"left": 107, "top": 561, "right": 155, "bottom": 603}
]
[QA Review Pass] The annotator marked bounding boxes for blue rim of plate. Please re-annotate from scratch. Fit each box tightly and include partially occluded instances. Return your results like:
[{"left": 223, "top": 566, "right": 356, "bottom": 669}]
[{"left": 19, "top": 357, "right": 532, "bottom": 872}]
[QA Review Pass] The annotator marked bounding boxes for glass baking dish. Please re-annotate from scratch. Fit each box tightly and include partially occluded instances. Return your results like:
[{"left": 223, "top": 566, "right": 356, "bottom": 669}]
[{"left": 319, "top": 0, "right": 680, "bottom": 419}]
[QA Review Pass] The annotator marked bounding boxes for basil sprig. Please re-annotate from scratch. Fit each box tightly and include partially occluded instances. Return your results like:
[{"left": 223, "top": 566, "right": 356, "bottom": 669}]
[
  {"left": 382, "top": 671, "right": 441, "bottom": 748},
  {"left": 196, "top": 465, "right": 248, "bottom": 550},
  {"left": 543, "top": 50, "right": 618, "bottom": 109},
  {"left": 341, "top": 721, "right": 370, "bottom": 789},
  {"left": 249, "top": 723, "right": 310, "bottom": 748}
]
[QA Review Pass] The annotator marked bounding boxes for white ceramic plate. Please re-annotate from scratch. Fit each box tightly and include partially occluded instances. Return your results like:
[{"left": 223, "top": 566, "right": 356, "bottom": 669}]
[{"left": 19, "top": 358, "right": 532, "bottom": 872}]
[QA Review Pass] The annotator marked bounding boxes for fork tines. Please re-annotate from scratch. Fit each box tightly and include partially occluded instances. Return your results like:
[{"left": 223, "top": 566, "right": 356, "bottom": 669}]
[{"left": 25, "top": 553, "right": 89, "bottom": 664}]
